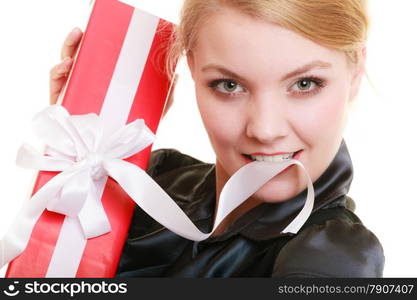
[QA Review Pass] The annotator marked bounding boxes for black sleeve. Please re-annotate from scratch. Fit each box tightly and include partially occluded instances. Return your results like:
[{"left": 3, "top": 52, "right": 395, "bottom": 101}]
[
  {"left": 146, "top": 148, "right": 203, "bottom": 178},
  {"left": 272, "top": 218, "right": 385, "bottom": 278}
]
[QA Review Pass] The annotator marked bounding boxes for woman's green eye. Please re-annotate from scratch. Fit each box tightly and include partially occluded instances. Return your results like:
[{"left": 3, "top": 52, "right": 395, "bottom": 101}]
[
  {"left": 296, "top": 79, "right": 315, "bottom": 91},
  {"left": 209, "top": 79, "right": 246, "bottom": 95},
  {"left": 222, "top": 80, "right": 239, "bottom": 92},
  {"left": 288, "top": 77, "right": 325, "bottom": 97}
]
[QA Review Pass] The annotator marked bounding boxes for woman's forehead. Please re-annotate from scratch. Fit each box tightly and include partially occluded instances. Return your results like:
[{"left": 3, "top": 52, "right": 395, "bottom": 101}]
[{"left": 192, "top": 9, "right": 347, "bottom": 79}]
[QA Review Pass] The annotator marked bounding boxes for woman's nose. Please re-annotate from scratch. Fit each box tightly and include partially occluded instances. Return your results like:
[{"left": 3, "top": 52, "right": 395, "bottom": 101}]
[{"left": 245, "top": 96, "right": 290, "bottom": 144}]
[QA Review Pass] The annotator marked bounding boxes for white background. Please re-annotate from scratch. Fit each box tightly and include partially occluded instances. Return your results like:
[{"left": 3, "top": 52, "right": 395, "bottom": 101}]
[{"left": 0, "top": 0, "right": 416, "bottom": 277}]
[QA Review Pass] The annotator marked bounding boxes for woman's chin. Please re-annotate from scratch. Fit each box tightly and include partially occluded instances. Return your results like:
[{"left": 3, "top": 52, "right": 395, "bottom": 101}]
[{"left": 250, "top": 174, "right": 306, "bottom": 203}]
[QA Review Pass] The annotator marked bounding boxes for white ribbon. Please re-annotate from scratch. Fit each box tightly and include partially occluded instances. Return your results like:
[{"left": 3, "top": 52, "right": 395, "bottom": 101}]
[{"left": 0, "top": 105, "right": 315, "bottom": 270}]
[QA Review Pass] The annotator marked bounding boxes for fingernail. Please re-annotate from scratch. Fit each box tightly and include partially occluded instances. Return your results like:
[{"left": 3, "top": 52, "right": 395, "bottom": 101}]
[
  {"left": 62, "top": 57, "right": 72, "bottom": 63},
  {"left": 66, "top": 28, "right": 80, "bottom": 44},
  {"left": 59, "top": 63, "right": 69, "bottom": 71},
  {"left": 71, "top": 27, "right": 81, "bottom": 35}
]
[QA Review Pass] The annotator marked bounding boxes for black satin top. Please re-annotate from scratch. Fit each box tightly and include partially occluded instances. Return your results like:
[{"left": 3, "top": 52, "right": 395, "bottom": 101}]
[{"left": 115, "top": 140, "right": 385, "bottom": 277}]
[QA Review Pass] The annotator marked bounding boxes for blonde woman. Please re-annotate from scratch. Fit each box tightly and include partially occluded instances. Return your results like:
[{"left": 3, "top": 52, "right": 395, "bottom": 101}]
[{"left": 50, "top": 0, "right": 384, "bottom": 277}]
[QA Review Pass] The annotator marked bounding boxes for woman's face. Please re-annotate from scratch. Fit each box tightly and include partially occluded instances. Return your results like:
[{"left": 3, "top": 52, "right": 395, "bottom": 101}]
[{"left": 187, "top": 8, "right": 364, "bottom": 203}]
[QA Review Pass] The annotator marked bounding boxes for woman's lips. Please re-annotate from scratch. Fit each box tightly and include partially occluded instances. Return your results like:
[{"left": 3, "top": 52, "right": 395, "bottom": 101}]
[
  {"left": 241, "top": 150, "right": 303, "bottom": 176},
  {"left": 242, "top": 150, "right": 303, "bottom": 163},
  {"left": 248, "top": 151, "right": 295, "bottom": 156}
]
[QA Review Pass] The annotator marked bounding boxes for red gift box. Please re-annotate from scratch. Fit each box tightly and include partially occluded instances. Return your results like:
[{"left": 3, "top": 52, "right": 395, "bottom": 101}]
[{"left": 5, "top": 0, "right": 175, "bottom": 277}]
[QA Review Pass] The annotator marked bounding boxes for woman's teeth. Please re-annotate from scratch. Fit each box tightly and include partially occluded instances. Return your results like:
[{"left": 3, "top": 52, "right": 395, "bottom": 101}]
[{"left": 249, "top": 153, "right": 295, "bottom": 162}]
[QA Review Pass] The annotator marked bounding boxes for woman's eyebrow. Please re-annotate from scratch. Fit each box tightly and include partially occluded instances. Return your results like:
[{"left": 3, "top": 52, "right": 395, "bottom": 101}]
[
  {"left": 281, "top": 60, "right": 332, "bottom": 81},
  {"left": 201, "top": 64, "right": 248, "bottom": 84},
  {"left": 201, "top": 60, "right": 332, "bottom": 83}
]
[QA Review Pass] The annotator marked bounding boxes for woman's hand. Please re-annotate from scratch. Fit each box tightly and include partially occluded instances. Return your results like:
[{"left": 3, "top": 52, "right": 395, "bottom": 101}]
[{"left": 49, "top": 27, "right": 83, "bottom": 105}]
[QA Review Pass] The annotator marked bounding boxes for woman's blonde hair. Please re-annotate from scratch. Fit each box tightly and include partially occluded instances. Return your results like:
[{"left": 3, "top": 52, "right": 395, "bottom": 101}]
[{"left": 166, "top": 0, "right": 369, "bottom": 79}]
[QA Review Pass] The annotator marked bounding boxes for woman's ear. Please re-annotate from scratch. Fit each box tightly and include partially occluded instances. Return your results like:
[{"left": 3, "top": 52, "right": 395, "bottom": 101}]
[{"left": 349, "top": 47, "right": 367, "bottom": 102}]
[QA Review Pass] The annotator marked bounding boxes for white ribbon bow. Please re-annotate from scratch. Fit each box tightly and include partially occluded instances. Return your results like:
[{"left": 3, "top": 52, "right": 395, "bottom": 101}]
[{"left": 1, "top": 105, "right": 315, "bottom": 270}]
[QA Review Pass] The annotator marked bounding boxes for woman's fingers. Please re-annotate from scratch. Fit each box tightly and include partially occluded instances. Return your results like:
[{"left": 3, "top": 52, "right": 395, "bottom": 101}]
[
  {"left": 49, "top": 58, "right": 73, "bottom": 104},
  {"left": 49, "top": 27, "right": 83, "bottom": 105},
  {"left": 50, "top": 58, "right": 73, "bottom": 80},
  {"left": 60, "top": 27, "right": 83, "bottom": 61}
]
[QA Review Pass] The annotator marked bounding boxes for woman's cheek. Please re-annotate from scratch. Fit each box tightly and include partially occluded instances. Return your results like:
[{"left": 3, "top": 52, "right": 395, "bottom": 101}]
[
  {"left": 319, "top": 89, "right": 351, "bottom": 136},
  {"left": 209, "top": 106, "right": 243, "bottom": 145},
  {"left": 293, "top": 92, "right": 349, "bottom": 143},
  {"left": 196, "top": 92, "right": 242, "bottom": 145}
]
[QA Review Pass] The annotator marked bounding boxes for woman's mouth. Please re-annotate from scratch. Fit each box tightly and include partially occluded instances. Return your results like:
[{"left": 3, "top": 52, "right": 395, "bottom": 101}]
[
  {"left": 241, "top": 150, "right": 303, "bottom": 175},
  {"left": 242, "top": 150, "right": 303, "bottom": 163}
]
